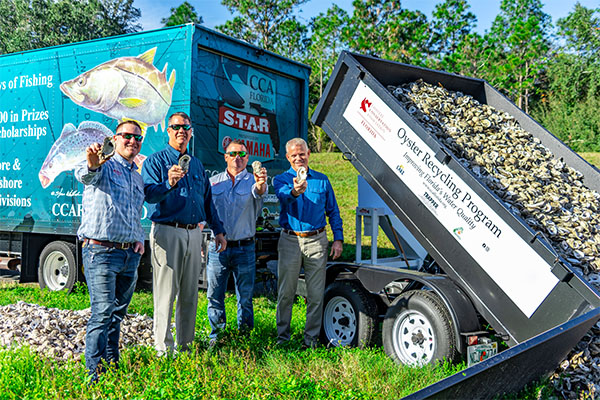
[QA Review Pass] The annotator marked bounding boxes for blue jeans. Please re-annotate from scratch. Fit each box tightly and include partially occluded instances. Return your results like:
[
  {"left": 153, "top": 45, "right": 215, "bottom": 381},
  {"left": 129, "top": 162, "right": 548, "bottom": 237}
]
[
  {"left": 206, "top": 240, "right": 255, "bottom": 339},
  {"left": 82, "top": 243, "right": 140, "bottom": 379}
]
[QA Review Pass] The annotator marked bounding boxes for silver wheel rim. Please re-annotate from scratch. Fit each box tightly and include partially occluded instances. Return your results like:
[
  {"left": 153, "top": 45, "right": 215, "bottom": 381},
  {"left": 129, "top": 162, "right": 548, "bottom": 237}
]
[
  {"left": 392, "top": 309, "right": 435, "bottom": 365},
  {"left": 323, "top": 295, "right": 357, "bottom": 346},
  {"left": 42, "top": 250, "right": 70, "bottom": 290}
]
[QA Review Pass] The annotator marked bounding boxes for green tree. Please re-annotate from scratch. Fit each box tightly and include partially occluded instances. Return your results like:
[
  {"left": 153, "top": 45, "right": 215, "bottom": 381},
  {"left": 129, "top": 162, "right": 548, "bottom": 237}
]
[
  {"left": 531, "top": 4, "right": 600, "bottom": 151},
  {"left": 0, "top": 0, "right": 141, "bottom": 54},
  {"left": 161, "top": 1, "right": 203, "bottom": 27},
  {"left": 306, "top": 5, "right": 349, "bottom": 152},
  {"left": 428, "top": 0, "right": 477, "bottom": 70},
  {"left": 217, "top": 0, "right": 309, "bottom": 59},
  {"left": 343, "top": 0, "right": 429, "bottom": 64},
  {"left": 488, "top": 0, "right": 551, "bottom": 113}
]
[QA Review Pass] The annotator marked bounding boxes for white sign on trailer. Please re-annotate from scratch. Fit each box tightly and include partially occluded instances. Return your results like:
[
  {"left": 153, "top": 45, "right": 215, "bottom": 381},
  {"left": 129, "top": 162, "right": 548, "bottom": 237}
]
[{"left": 343, "top": 81, "right": 559, "bottom": 318}]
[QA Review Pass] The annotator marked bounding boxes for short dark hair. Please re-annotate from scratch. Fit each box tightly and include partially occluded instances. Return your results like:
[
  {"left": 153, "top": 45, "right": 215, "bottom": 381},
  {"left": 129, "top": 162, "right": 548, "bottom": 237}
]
[
  {"left": 115, "top": 120, "right": 142, "bottom": 134},
  {"left": 169, "top": 111, "right": 191, "bottom": 124},
  {"left": 225, "top": 138, "right": 247, "bottom": 153}
]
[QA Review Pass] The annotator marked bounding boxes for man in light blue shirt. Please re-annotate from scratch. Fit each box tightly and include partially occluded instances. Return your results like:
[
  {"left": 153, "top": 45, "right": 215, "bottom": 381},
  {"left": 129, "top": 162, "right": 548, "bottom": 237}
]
[
  {"left": 274, "top": 138, "right": 343, "bottom": 348},
  {"left": 75, "top": 120, "right": 145, "bottom": 382},
  {"left": 207, "top": 139, "right": 267, "bottom": 345}
]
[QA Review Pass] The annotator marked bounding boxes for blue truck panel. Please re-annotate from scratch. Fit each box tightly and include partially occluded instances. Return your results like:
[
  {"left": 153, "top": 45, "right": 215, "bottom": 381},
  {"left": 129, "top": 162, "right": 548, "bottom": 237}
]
[{"left": 0, "top": 24, "right": 309, "bottom": 284}]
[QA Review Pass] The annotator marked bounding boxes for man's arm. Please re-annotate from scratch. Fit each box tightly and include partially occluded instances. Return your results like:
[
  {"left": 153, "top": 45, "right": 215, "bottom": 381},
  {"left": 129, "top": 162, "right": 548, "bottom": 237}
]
[
  {"left": 75, "top": 143, "right": 104, "bottom": 186},
  {"left": 142, "top": 156, "right": 174, "bottom": 204},
  {"left": 274, "top": 174, "right": 306, "bottom": 205},
  {"left": 324, "top": 177, "right": 344, "bottom": 259}
]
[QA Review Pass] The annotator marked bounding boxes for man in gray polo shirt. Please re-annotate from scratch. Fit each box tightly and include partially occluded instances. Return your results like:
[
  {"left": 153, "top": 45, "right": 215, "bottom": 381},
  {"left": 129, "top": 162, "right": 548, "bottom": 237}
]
[{"left": 207, "top": 139, "right": 267, "bottom": 345}]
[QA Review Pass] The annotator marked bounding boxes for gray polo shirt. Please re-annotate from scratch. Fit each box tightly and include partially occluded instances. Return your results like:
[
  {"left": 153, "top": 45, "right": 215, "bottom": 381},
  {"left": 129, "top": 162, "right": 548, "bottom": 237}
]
[{"left": 210, "top": 169, "right": 265, "bottom": 241}]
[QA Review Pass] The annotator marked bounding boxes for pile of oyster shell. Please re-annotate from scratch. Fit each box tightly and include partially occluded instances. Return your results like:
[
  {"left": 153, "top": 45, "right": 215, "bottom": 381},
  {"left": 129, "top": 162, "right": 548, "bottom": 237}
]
[
  {"left": 388, "top": 79, "right": 600, "bottom": 397},
  {"left": 0, "top": 301, "right": 153, "bottom": 362}
]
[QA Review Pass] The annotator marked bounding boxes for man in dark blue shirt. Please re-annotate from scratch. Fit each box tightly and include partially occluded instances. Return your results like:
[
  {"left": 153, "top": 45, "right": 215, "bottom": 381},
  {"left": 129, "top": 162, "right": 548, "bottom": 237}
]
[
  {"left": 142, "top": 111, "right": 226, "bottom": 355},
  {"left": 273, "top": 138, "right": 343, "bottom": 348}
]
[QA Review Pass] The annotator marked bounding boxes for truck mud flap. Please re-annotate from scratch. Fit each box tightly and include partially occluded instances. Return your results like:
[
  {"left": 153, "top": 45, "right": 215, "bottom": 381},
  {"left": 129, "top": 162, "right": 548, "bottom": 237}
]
[{"left": 403, "top": 307, "right": 600, "bottom": 399}]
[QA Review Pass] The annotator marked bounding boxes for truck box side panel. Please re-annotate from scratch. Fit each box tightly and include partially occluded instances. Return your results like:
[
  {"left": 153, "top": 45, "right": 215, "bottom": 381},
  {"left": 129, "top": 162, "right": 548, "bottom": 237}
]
[
  {"left": 313, "top": 52, "right": 600, "bottom": 344},
  {"left": 0, "top": 25, "right": 194, "bottom": 237}
]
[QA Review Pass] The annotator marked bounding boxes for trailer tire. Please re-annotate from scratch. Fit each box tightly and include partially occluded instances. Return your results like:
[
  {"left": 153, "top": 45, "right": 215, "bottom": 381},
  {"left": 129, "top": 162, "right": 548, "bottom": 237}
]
[
  {"left": 38, "top": 241, "right": 78, "bottom": 293},
  {"left": 382, "top": 290, "right": 457, "bottom": 366},
  {"left": 320, "top": 281, "right": 378, "bottom": 348}
]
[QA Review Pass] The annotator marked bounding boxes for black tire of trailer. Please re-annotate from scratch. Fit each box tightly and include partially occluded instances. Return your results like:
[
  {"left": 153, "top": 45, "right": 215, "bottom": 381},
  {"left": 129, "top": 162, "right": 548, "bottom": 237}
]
[
  {"left": 38, "top": 241, "right": 78, "bottom": 293},
  {"left": 382, "top": 289, "right": 457, "bottom": 366},
  {"left": 320, "top": 280, "right": 378, "bottom": 348}
]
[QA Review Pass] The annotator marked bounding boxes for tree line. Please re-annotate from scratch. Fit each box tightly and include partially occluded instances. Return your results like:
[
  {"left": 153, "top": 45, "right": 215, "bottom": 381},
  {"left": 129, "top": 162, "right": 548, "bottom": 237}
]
[{"left": 2, "top": 0, "right": 598, "bottom": 152}]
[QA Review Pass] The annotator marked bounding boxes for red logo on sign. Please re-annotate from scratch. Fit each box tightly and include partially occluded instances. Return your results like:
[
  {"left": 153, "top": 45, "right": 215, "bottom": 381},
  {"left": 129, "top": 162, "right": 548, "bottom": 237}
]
[
  {"left": 360, "top": 98, "right": 372, "bottom": 112},
  {"left": 219, "top": 106, "right": 270, "bottom": 134}
]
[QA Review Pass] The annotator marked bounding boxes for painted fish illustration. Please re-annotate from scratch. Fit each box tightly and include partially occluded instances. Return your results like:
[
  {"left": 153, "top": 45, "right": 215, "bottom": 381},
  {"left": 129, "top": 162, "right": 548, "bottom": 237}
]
[
  {"left": 39, "top": 121, "right": 113, "bottom": 188},
  {"left": 59, "top": 47, "right": 176, "bottom": 131}
]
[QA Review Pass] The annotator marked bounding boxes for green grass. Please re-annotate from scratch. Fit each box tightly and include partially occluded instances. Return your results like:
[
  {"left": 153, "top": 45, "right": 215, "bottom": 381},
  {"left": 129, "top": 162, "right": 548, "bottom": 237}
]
[
  {"left": 310, "top": 152, "right": 397, "bottom": 261},
  {"left": 0, "top": 283, "right": 464, "bottom": 399}
]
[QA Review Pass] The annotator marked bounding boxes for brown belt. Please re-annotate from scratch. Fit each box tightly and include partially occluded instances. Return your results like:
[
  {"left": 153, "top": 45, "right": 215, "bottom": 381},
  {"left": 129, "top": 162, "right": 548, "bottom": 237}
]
[
  {"left": 158, "top": 221, "right": 199, "bottom": 229},
  {"left": 83, "top": 239, "right": 134, "bottom": 250},
  {"left": 282, "top": 227, "right": 325, "bottom": 237}
]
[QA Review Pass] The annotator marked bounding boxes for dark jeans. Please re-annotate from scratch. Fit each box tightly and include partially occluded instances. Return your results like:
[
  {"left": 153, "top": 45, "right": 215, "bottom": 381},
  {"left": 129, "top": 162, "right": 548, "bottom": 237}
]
[
  {"left": 82, "top": 243, "right": 140, "bottom": 380},
  {"left": 206, "top": 240, "right": 255, "bottom": 339}
]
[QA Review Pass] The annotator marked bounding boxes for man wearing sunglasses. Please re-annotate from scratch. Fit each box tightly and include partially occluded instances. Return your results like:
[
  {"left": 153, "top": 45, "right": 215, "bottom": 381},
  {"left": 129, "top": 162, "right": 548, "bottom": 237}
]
[
  {"left": 274, "top": 138, "right": 343, "bottom": 349},
  {"left": 142, "top": 111, "right": 226, "bottom": 356},
  {"left": 75, "top": 120, "right": 145, "bottom": 382},
  {"left": 206, "top": 139, "right": 267, "bottom": 346}
]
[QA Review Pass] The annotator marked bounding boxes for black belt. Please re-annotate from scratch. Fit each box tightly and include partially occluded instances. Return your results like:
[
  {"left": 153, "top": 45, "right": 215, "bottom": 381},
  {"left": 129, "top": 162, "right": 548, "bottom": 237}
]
[
  {"left": 282, "top": 227, "right": 325, "bottom": 237},
  {"left": 157, "top": 221, "right": 199, "bottom": 229},
  {"left": 83, "top": 239, "right": 134, "bottom": 250},
  {"left": 227, "top": 237, "right": 255, "bottom": 248}
]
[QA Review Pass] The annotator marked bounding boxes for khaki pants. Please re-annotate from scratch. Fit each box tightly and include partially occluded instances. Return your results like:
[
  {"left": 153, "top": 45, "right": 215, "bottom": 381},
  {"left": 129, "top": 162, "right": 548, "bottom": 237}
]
[
  {"left": 150, "top": 223, "right": 203, "bottom": 353},
  {"left": 276, "top": 230, "right": 328, "bottom": 345}
]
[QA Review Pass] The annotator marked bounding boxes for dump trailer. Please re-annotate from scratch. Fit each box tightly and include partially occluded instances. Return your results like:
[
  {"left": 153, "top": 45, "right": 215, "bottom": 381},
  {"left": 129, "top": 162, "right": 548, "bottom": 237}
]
[
  {"left": 0, "top": 23, "right": 310, "bottom": 291},
  {"left": 310, "top": 51, "right": 600, "bottom": 394}
]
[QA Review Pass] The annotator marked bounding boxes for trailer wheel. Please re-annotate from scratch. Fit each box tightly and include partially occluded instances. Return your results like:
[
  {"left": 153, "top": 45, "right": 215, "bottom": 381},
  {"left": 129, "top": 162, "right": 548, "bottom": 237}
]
[
  {"left": 38, "top": 241, "right": 78, "bottom": 292},
  {"left": 382, "top": 290, "right": 457, "bottom": 366},
  {"left": 320, "top": 281, "right": 378, "bottom": 348}
]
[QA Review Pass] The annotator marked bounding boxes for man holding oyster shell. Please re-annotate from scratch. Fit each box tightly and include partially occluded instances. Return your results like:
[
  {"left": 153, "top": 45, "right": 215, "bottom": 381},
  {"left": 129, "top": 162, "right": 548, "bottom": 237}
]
[
  {"left": 273, "top": 138, "right": 343, "bottom": 348},
  {"left": 206, "top": 139, "right": 267, "bottom": 346},
  {"left": 75, "top": 120, "right": 145, "bottom": 382}
]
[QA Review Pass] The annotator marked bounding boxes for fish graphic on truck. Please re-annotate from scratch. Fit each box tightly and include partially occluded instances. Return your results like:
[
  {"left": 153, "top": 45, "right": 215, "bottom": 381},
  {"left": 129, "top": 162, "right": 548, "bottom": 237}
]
[
  {"left": 59, "top": 47, "right": 175, "bottom": 131},
  {"left": 38, "top": 121, "right": 114, "bottom": 188}
]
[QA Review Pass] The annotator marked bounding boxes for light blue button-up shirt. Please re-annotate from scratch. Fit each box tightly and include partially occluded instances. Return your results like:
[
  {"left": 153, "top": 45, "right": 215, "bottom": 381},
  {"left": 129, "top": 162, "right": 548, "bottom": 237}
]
[
  {"left": 75, "top": 153, "right": 145, "bottom": 243},
  {"left": 210, "top": 169, "right": 265, "bottom": 241}
]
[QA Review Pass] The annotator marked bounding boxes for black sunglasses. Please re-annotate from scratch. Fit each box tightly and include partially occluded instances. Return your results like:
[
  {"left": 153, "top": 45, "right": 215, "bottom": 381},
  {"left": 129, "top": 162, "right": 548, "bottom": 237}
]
[
  {"left": 169, "top": 124, "right": 192, "bottom": 131},
  {"left": 116, "top": 133, "right": 143, "bottom": 142},
  {"left": 227, "top": 151, "right": 247, "bottom": 157}
]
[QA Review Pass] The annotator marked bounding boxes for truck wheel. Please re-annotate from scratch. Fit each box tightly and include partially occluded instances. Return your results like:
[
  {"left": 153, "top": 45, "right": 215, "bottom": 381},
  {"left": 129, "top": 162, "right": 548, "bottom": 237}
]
[
  {"left": 38, "top": 241, "right": 78, "bottom": 292},
  {"left": 382, "top": 290, "right": 457, "bottom": 366},
  {"left": 320, "top": 281, "right": 378, "bottom": 348}
]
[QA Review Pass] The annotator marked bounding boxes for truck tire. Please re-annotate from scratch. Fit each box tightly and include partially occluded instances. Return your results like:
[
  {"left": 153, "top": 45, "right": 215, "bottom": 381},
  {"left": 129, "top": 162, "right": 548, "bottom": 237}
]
[
  {"left": 38, "top": 241, "right": 78, "bottom": 292},
  {"left": 382, "top": 290, "right": 457, "bottom": 366},
  {"left": 320, "top": 280, "right": 378, "bottom": 348}
]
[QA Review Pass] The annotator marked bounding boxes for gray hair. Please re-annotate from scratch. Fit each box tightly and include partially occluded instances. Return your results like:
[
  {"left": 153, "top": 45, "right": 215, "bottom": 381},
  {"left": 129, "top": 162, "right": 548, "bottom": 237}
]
[{"left": 285, "top": 138, "right": 308, "bottom": 153}]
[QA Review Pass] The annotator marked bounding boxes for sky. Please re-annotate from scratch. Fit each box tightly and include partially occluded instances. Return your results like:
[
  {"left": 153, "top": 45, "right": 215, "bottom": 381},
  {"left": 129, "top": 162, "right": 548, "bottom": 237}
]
[{"left": 135, "top": 0, "right": 600, "bottom": 34}]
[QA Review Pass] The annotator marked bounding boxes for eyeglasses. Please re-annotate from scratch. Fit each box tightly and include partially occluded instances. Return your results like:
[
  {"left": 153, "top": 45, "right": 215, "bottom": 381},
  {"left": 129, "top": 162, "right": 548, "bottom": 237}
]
[
  {"left": 116, "top": 133, "right": 143, "bottom": 142},
  {"left": 227, "top": 151, "right": 247, "bottom": 157},
  {"left": 169, "top": 124, "right": 192, "bottom": 131}
]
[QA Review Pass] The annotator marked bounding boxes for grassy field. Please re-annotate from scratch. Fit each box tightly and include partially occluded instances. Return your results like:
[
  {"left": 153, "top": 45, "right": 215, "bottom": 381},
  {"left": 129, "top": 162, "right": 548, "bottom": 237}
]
[{"left": 3, "top": 151, "right": 593, "bottom": 399}]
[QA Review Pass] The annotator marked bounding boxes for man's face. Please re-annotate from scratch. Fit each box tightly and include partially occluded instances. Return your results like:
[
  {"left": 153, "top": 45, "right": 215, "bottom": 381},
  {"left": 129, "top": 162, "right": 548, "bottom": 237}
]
[
  {"left": 114, "top": 123, "right": 142, "bottom": 162},
  {"left": 286, "top": 144, "right": 310, "bottom": 171},
  {"left": 225, "top": 142, "right": 249, "bottom": 174},
  {"left": 167, "top": 115, "right": 192, "bottom": 150}
]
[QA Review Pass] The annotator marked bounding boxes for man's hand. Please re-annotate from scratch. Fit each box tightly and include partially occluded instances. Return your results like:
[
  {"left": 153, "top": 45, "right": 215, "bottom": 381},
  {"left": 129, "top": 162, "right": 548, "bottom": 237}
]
[
  {"left": 214, "top": 233, "right": 227, "bottom": 253},
  {"left": 168, "top": 165, "right": 186, "bottom": 187},
  {"left": 86, "top": 143, "right": 103, "bottom": 171},
  {"left": 330, "top": 240, "right": 343, "bottom": 260},
  {"left": 254, "top": 167, "right": 267, "bottom": 195},
  {"left": 134, "top": 241, "right": 145, "bottom": 255},
  {"left": 291, "top": 177, "right": 307, "bottom": 197}
]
